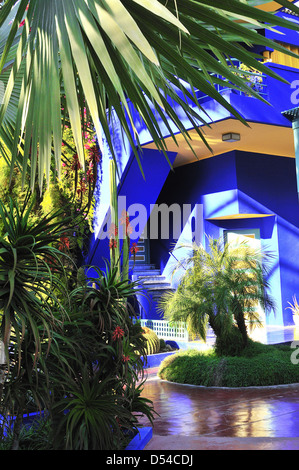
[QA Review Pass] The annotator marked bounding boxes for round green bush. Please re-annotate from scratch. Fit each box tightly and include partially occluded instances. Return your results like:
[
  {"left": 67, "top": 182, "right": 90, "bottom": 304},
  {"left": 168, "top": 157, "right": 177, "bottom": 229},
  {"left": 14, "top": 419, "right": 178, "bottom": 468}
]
[
  {"left": 158, "top": 342, "right": 299, "bottom": 387},
  {"left": 215, "top": 326, "right": 246, "bottom": 357}
]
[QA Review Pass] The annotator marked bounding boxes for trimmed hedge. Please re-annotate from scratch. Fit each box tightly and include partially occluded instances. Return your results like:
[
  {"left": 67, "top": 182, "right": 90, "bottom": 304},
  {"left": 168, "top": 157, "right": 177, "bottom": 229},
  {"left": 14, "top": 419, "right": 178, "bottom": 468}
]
[{"left": 158, "top": 341, "right": 299, "bottom": 387}]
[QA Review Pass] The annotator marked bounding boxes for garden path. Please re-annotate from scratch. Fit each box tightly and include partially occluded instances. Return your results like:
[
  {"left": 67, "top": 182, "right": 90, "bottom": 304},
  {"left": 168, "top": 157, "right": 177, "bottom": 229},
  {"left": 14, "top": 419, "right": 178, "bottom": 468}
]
[{"left": 139, "top": 326, "right": 299, "bottom": 450}]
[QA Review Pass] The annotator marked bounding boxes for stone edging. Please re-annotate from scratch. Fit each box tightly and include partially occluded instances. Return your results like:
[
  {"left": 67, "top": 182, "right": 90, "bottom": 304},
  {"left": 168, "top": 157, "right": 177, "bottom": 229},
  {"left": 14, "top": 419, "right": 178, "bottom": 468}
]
[{"left": 125, "top": 427, "right": 153, "bottom": 450}]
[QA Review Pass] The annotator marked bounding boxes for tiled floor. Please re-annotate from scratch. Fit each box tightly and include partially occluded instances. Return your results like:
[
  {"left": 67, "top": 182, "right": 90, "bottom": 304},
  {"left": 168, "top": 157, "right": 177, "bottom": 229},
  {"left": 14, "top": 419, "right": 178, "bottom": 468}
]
[{"left": 139, "top": 326, "right": 299, "bottom": 450}]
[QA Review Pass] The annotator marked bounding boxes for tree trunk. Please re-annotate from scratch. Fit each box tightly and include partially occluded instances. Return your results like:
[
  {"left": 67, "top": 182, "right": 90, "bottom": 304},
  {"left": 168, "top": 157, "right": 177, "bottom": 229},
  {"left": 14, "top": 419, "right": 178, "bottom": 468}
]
[
  {"left": 11, "top": 397, "right": 25, "bottom": 450},
  {"left": 234, "top": 301, "right": 248, "bottom": 347},
  {"left": 208, "top": 311, "right": 222, "bottom": 339}
]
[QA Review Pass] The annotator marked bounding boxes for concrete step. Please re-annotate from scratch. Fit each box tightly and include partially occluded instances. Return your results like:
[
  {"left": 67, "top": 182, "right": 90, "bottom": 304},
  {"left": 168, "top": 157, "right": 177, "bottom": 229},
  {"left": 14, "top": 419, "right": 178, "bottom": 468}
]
[
  {"left": 142, "top": 281, "right": 173, "bottom": 290},
  {"left": 134, "top": 272, "right": 163, "bottom": 279},
  {"left": 130, "top": 263, "right": 157, "bottom": 271},
  {"left": 138, "top": 275, "right": 166, "bottom": 281},
  {"left": 143, "top": 285, "right": 174, "bottom": 291},
  {"left": 142, "top": 279, "right": 170, "bottom": 286},
  {"left": 130, "top": 263, "right": 174, "bottom": 291}
]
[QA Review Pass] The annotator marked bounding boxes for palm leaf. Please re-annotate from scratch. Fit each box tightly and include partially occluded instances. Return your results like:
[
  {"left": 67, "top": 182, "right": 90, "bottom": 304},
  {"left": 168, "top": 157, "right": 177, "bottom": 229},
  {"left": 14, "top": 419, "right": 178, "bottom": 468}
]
[{"left": 1, "top": 0, "right": 299, "bottom": 187}]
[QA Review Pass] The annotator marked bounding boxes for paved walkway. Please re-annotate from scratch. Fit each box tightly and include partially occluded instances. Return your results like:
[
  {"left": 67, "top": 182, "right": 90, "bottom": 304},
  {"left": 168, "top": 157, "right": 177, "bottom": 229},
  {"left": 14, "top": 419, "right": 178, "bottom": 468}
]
[{"left": 139, "top": 326, "right": 299, "bottom": 450}]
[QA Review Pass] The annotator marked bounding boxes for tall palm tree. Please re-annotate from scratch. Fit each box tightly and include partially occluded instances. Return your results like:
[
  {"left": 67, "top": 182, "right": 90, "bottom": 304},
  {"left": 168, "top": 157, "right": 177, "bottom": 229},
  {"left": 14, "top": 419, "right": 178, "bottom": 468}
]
[
  {"left": 160, "top": 237, "right": 275, "bottom": 355},
  {"left": 1, "top": 0, "right": 299, "bottom": 189}
]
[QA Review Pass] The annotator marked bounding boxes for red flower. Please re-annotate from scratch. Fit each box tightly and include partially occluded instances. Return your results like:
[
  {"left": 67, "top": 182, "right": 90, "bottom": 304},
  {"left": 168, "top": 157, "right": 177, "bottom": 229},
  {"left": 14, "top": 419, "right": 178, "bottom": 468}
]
[
  {"left": 59, "top": 234, "right": 70, "bottom": 251},
  {"left": 122, "top": 355, "right": 130, "bottom": 363},
  {"left": 120, "top": 210, "right": 130, "bottom": 227},
  {"left": 86, "top": 168, "right": 94, "bottom": 183},
  {"left": 126, "top": 224, "right": 133, "bottom": 236},
  {"left": 77, "top": 179, "right": 87, "bottom": 196},
  {"left": 108, "top": 223, "right": 118, "bottom": 238},
  {"left": 88, "top": 145, "right": 101, "bottom": 164},
  {"left": 112, "top": 326, "right": 124, "bottom": 341},
  {"left": 19, "top": 19, "right": 25, "bottom": 28},
  {"left": 130, "top": 242, "right": 139, "bottom": 254},
  {"left": 71, "top": 153, "right": 81, "bottom": 171},
  {"left": 119, "top": 210, "right": 134, "bottom": 236},
  {"left": 109, "top": 238, "right": 117, "bottom": 249}
]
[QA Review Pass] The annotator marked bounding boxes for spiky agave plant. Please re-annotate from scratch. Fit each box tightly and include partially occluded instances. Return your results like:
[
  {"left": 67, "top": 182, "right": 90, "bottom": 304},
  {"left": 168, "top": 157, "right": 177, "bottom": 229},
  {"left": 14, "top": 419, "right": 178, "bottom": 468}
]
[
  {"left": 46, "top": 264, "right": 154, "bottom": 450},
  {"left": 0, "top": 195, "right": 72, "bottom": 449}
]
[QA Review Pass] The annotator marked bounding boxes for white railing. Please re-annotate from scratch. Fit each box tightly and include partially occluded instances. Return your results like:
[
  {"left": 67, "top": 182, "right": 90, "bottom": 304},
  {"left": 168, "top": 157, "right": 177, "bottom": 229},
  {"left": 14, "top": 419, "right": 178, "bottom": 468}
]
[{"left": 139, "top": 319, "right": 189, "bottom": 342}]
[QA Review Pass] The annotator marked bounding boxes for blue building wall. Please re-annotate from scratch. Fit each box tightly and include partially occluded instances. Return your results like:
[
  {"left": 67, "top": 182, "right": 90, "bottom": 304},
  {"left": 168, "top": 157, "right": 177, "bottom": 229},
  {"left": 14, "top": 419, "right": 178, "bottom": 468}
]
[
  {"left": 87, "top": 147, "right": 177, "bottom": 272},
  {"left": 88, "top": 9, "right": 299, "bottom": 327},
  {"left": 149, "top": 150, "right": 299, "bottom": 326}
]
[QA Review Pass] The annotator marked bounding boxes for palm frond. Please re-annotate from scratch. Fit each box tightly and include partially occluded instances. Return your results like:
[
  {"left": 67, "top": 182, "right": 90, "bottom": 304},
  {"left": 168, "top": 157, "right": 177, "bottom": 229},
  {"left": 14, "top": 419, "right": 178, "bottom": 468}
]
[{"left": 1, "top": 0, "right": 299, "bottom": 187}]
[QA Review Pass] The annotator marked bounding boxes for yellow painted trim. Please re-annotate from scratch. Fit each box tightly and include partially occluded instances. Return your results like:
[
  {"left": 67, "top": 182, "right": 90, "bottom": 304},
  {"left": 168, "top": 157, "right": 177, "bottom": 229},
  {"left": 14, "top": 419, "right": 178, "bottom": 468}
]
[
  {"left": 143, "top": 119, "right": 295, "bottom": 168},
  {"left": 207, "top": 213, "right": 274, "bottom": 220},
  {"left": 256, "top": 1, "right": 294, "bottom": 12}
]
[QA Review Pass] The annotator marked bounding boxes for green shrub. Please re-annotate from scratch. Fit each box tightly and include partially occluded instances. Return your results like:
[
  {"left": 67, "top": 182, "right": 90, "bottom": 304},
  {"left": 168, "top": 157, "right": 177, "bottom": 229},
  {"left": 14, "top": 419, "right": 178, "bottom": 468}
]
[
  {"left": 158, "top": 345, "right": 299, "bottom": 387},
  {"left": 215, "top": 326, "right": 245, "bottom": 357}
]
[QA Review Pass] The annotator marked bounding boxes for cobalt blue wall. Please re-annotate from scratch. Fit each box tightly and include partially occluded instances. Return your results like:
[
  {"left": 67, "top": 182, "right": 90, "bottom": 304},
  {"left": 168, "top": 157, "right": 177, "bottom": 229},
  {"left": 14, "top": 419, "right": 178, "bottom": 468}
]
[
  {"left": 88, "top": 147, "right": 177, "bottom": 273},
  {"left": 150, "top": 151, "right": 238, "bottom": 271},
  {"left": 149, "top": 150, "right": 299, "bottom": 326}
]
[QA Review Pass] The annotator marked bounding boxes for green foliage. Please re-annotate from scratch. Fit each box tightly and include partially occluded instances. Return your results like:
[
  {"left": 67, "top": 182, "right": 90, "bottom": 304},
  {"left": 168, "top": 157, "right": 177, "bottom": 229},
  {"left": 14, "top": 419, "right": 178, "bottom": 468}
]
[
  {"left": 161, "top": 237, "right": 275, "bottom": 355},
  {"left": 0, "top": 201, "right": 154, "bottom": 450},
  {"left": 0, "top": 197, "right": 73, "bottom": 449},
  {"left": 2, "top": 0, "right": 299, "bottom": 188},
  {"left": 214, "top": 325, "right": 246, "bottom": 357},
  {"left": 141, "top": 327, "right": 161, "bottom": 355},
  {"left": 158, "top": 343, "right": 299, "bottom": 387},
  {"left": 0, "top": 118, "right": 101, "bottom": 287},
  {"left": 43, "top": 265, "right": 155, "bottom": 451},
  {"left": 0, "top": 196, "right": 70, "bottom": 357},
  {"left": 0, "top": 415, "right": 52, "bottom": 451}
]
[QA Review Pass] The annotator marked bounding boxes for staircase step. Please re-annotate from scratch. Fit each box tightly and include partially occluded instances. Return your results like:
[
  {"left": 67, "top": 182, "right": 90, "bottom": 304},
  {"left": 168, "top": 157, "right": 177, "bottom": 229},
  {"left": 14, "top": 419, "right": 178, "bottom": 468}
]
[
  {"left": 138, "top": 275, "right": 166, "bottom": 281},
  {"left": 133, "top": 271, "right": 162, "bottom": 277},
  {"left": 130, "top": 264, "right": 157, "bottom": 271},
  {"left": 143, "top": 285, "right": 174, "bottom": 291},
  {"left": 142, "top": 278, "right": 169, "bottom": 285},
  {"left": 142, "top": 280, "right": 172, "bottom": 289}
]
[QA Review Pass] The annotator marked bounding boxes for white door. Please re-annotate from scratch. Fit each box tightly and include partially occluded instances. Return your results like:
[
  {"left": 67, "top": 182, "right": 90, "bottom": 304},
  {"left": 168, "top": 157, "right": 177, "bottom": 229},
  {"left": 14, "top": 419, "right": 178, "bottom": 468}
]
[{"left": 224, "top": 230, "right": 267, "bottom": 341}]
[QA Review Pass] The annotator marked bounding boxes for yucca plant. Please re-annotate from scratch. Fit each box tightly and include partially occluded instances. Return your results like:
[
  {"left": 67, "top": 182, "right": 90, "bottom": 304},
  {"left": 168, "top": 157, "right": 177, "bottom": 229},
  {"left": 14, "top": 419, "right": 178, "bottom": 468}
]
[
  {"left": 0, "top": 195, "right": 72, "bottom": 449},
  {"left": 160, "top": 237, "right": 275, "bottom": 356},
  {"left": 52, "top": 367, "right": 134, "bottom": 451},
  {"left": 45, "top": 264, "right": 154, "bottom": 450}
]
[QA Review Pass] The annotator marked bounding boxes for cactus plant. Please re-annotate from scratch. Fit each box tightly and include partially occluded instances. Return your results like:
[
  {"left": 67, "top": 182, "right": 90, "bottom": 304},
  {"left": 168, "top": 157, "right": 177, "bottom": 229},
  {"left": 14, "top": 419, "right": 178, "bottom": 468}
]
[{"left": 142, "top": 327, "right": 160, "bottom": 355}]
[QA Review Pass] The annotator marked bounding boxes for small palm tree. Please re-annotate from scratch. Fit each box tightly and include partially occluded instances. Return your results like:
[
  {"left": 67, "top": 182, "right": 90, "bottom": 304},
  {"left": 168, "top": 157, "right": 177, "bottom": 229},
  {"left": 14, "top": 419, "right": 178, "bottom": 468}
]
[{"left": 161, "top": 237, "right": 275, "bottom": 355}]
